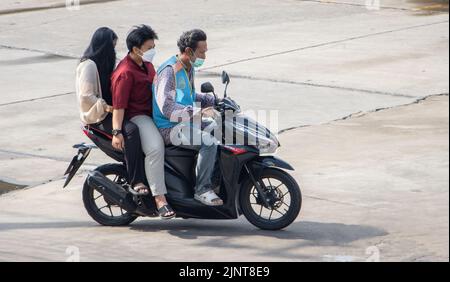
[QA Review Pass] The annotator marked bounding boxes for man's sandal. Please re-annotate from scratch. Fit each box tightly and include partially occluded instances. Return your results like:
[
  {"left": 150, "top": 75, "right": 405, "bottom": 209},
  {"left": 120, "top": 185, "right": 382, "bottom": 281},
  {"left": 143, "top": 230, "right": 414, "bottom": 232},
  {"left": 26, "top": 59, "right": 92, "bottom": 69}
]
[
  {"left": 158, "top": 204, "right": 176, "bottom": 220},
  {"left": 194, "top": 190, "right": 224, "bottom": 206}
]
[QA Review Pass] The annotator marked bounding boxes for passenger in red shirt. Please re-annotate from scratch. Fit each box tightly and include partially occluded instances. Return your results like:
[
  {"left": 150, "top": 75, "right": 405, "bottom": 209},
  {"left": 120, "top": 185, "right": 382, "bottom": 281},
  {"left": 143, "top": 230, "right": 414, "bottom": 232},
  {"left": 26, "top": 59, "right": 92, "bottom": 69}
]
[
  {"left": 111, "top": 25, "right": 175, "bottom": 219},
  {"left": 111, "top": 54, "right": 155, "bottom": 120}
]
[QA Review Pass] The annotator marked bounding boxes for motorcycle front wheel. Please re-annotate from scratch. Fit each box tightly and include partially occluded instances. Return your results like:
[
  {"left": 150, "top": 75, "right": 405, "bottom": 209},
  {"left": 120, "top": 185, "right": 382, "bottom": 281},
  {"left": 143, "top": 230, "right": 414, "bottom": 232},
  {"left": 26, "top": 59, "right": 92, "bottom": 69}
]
[{"left": 239, "top": 168, "right": 302, "bottom": 230}]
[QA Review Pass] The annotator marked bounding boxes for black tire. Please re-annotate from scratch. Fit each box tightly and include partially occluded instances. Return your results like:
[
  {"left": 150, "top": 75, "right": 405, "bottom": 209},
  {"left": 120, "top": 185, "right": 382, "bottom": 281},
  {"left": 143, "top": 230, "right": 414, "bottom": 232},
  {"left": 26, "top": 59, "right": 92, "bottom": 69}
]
[
  {"left": 82, "top": 164, "right": 138, "bottom": 226},
  {"left": 239, "top": 168, "right": 302, "bottom": 230}
]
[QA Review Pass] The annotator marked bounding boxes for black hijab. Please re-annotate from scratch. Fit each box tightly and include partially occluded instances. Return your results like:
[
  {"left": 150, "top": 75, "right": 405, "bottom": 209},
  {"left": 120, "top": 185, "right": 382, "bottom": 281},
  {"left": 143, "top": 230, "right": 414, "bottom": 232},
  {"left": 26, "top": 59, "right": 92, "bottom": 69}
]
[{"left": 81, "top": 27, "right": 118, "bottom": 105}]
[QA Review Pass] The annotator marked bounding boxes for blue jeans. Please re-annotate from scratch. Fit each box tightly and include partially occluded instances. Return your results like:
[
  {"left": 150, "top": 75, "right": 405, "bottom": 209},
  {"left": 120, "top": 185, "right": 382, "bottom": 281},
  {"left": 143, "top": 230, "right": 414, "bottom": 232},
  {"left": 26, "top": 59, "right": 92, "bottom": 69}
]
[{"left": 170, "top": 125, "right": 218, "bottom": 195}]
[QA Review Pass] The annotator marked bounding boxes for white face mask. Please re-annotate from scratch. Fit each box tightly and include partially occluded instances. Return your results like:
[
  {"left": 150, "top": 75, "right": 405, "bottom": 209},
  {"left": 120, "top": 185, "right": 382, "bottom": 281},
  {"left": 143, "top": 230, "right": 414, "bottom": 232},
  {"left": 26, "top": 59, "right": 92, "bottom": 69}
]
[{"left": 140, "top": 48, "right": 156, "bottom": 63}]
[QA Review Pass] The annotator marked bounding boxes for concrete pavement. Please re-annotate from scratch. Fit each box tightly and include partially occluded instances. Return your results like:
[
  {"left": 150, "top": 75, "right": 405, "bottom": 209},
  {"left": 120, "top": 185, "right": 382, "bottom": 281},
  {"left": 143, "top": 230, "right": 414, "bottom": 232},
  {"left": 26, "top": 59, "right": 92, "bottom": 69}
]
[
  {"left": 0, "top": 0, "right": 448, "bottom": 261},
  {"left": 0, "top": 94, "right": 447, "bottom": 261}
]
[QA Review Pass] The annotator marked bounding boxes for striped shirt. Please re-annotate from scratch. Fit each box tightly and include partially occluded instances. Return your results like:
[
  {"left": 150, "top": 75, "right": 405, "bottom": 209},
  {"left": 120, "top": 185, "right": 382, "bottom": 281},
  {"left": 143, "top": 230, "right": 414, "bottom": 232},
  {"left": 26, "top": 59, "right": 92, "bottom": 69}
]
[{"left": 154, "top": 63, "right": 215, "bottom": 145}]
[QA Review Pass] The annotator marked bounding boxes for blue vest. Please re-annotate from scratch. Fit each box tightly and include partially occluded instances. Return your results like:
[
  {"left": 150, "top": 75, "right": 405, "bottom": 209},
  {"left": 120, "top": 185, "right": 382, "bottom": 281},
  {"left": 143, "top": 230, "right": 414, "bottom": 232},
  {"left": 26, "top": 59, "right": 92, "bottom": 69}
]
[{"left": 153, "top": 56, "right": 196, "bottom": 128}]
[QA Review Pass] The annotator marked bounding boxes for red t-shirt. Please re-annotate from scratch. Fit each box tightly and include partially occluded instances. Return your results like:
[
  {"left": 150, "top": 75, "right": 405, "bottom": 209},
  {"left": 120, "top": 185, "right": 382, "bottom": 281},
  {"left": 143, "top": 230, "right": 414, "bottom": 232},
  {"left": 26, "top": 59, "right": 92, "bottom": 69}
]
[{"left": 111, "top": 55, "right": 155, "bottom": 120}]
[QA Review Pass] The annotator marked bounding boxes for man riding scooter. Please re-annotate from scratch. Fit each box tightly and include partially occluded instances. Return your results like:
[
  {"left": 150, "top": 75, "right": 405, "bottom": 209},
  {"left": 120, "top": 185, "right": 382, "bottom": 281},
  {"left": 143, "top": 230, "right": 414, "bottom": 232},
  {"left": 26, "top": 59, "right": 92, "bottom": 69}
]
[
  {"left": 65, "top": 27, "right": 301, "bottom": 230},
  {"left": 153, "top": 29, "right": 223, "bottom": 206}
]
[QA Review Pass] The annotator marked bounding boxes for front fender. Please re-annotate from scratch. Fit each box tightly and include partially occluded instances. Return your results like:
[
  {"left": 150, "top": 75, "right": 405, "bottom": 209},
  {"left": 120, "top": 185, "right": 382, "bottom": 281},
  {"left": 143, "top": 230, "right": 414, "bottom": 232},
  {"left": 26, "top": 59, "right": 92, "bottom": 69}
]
[
  {"left": 238, "top": 156, "right": 295, "bottom": 185},
  {"left": 255, "top": 156, "right": 294, "bottom": 171}
]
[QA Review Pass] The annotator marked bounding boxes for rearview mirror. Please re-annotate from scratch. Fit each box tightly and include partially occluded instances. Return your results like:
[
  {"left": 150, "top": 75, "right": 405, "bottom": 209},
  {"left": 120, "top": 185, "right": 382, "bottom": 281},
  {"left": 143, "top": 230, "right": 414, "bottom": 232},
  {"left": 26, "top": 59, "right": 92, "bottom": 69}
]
[
  {"left": 221, "top": 71, "right": 230, "bottom": 84},
  {"left": 201, "top": 82, "right": 215, "bottom": 93}
]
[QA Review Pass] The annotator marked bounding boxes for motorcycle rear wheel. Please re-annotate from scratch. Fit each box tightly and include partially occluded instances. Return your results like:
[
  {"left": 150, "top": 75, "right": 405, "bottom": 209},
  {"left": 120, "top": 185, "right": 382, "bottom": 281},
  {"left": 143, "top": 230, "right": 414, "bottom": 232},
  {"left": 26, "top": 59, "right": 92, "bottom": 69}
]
[{"left": 82, "top": 164, "right": 138, "bottom": 226}]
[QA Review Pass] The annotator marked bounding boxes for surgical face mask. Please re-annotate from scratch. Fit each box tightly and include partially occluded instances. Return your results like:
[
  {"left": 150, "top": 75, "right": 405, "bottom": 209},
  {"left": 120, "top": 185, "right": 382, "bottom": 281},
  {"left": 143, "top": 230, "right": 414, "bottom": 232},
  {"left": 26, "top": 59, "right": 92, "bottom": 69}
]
[
  {"left": 192, "top": 57, "right": 205, "bottom": 68},
  {"left": 140, "top": 48, "right": 156, "bottom": 63},
  {"left": 190, "top": 51, "right": 205, "bottom": 68}
]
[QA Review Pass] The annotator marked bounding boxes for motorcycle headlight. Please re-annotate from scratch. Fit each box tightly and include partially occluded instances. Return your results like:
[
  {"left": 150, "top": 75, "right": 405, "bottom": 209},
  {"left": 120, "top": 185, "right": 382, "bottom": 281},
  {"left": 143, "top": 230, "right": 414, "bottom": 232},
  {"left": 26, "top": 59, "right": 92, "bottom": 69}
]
[
  {"left": 256, "top": 136, "right": 279, "bottom": 154},
  {"left": 223, "top": 112, "right": 280, "bottom": 154}
]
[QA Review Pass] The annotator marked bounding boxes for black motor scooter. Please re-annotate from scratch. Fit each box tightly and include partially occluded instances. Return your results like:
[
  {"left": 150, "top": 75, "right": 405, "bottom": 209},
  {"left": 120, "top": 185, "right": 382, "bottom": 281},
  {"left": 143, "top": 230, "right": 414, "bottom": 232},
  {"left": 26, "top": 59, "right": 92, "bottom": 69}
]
[{"left": 63, "top": 71, "right": 302, "bottom": 230}]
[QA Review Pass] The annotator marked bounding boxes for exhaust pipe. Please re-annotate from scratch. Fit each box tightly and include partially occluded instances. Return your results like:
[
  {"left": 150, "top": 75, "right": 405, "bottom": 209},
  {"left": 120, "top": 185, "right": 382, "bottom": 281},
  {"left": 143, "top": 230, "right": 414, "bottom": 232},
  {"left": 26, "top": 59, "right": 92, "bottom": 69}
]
[{"left": 87, "top": 171, "right": 137, "bottom": 213}]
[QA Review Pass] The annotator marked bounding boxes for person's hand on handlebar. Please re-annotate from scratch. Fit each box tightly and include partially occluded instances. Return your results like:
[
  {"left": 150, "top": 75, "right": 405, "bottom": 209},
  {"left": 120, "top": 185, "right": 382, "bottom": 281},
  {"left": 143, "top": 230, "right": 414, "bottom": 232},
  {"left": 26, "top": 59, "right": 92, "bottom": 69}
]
[
  {"left": 202, "top": 107, "right": 220, "bottom": 119},
  {"left": 201, "top": 107, "right": 215, "bottom": 118}
]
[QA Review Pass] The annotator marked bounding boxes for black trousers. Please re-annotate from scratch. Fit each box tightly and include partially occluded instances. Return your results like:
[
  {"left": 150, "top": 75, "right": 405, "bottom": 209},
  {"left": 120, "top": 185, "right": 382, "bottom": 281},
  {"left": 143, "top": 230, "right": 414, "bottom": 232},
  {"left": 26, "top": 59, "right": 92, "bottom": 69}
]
[{"left": 90, "top": 114, "right": 146, "bottom": 187}]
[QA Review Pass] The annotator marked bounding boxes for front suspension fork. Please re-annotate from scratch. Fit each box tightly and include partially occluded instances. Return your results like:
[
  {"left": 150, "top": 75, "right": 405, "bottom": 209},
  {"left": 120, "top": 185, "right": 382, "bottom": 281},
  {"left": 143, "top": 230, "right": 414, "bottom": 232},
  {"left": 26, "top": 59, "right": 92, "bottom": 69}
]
[{"left": 244, "top": 164, "right": 271, "bottom": 209}]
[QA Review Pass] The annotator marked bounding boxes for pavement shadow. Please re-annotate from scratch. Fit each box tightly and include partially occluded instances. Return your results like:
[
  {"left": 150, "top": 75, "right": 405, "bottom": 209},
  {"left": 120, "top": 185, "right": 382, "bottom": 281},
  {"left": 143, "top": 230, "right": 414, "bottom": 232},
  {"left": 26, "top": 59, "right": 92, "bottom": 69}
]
[
  {"left": 0, "top": 219, "right": 387, "bottom": 245},
  {"left": 130, "top": 219, "right": 388, "bottom": 246},
  {"left": 0, "top": 219, "right": 388, "bottom": 260},
  {"left": 129, "top": 219, "right": 388, "bottom": 260},
  {"left": 0, "top": 219, "right": 388, "bottom": 247}
]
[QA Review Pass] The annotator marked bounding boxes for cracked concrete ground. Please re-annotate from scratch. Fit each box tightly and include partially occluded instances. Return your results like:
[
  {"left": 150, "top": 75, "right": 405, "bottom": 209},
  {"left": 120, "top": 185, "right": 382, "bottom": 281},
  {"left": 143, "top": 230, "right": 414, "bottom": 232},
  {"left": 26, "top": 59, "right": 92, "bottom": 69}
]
[
  {"left": 0, "top": 94, "right": 447, "bottom": 262},
  {"left": 0, "top": 0, "right": 448, "bottom": 261}
]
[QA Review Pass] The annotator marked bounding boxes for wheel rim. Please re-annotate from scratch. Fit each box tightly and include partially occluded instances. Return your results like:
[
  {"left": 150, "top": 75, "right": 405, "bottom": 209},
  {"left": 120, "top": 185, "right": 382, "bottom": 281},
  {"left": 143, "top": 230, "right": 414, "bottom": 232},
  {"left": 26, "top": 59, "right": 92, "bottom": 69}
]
[
  {"left": 90, "top": 174, "right": 132, "bottom": 219},
  {"left": 249, "top": 177, "right": 292, "bottom": 221}
]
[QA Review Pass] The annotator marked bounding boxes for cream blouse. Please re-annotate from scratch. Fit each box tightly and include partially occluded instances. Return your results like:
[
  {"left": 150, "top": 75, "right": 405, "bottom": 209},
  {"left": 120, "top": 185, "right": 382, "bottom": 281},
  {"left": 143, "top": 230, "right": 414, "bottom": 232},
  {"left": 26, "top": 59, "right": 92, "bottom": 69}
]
[{"left": 76, "top": 59, "right": 109, "bottom": 125}]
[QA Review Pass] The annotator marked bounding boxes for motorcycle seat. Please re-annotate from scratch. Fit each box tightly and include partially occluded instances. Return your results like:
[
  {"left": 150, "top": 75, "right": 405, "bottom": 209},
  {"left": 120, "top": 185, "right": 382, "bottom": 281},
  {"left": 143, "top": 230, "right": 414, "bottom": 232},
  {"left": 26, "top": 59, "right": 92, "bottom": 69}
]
[
  {"left": 165, "top": 145, "right": 198, "bottom": 158},
  {"left": 85, "top": 125, "right": 112, "bottom": 140}
]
